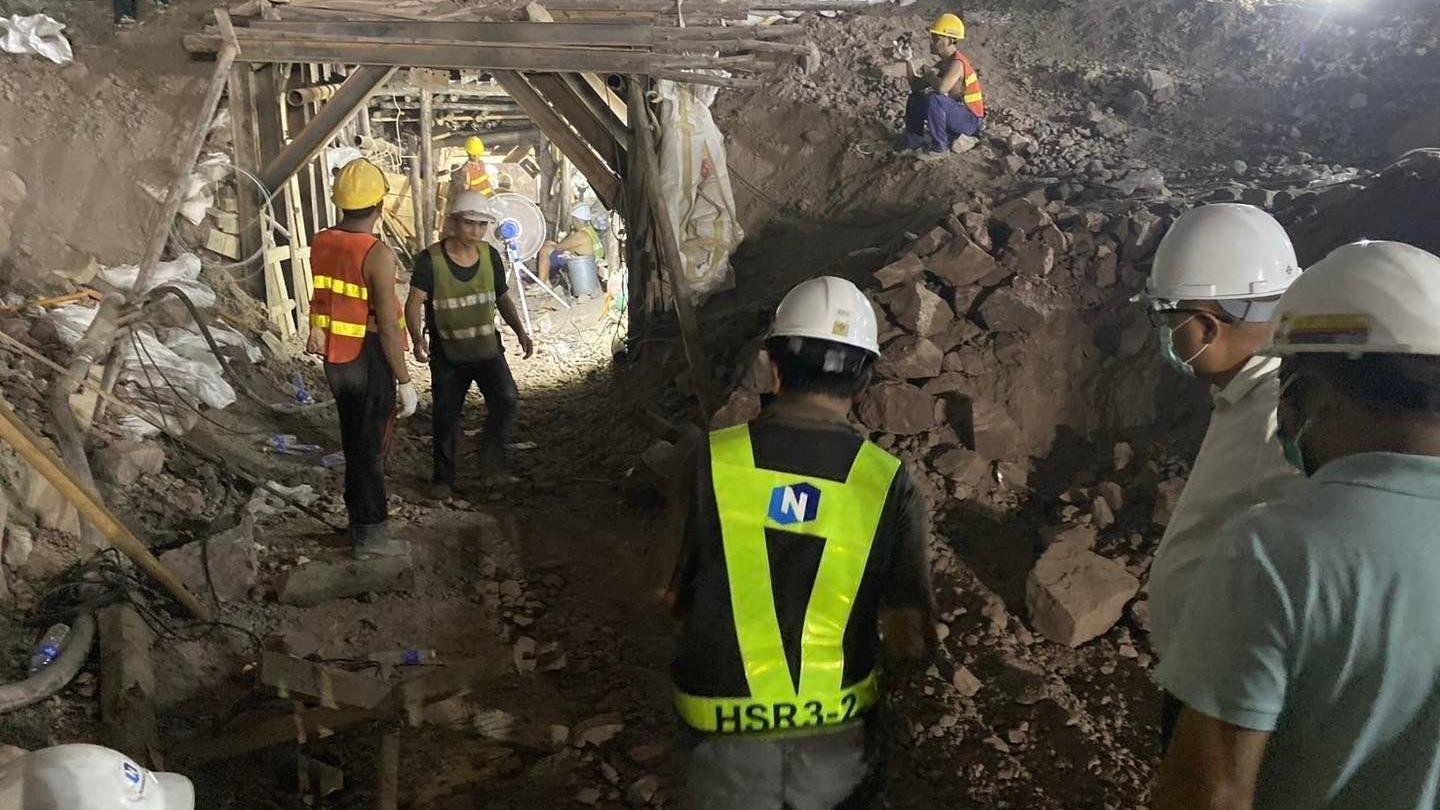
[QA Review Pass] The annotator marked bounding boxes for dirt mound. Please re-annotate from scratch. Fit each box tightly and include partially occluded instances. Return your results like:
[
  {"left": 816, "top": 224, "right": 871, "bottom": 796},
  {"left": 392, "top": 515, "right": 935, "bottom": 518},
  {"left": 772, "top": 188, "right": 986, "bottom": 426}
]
[{"left": 1280, "top": 148, "right": 1440, "bottom": 263}]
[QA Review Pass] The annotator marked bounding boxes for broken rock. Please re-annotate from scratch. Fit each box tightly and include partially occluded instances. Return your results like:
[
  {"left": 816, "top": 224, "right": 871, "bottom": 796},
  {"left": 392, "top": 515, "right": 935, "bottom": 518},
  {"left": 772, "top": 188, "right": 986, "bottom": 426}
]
[
  {"left": 931, "top": 446, "right": 989, "bottom": 485},
  {"left": 2, "top": 526, "right": 32, "bottom": 570},
  {"left": 1039, "top": 524, "right": 1098, "bottom": 550},
  {"left": 277, "top": 555, "right": 414, "bottom": 607},
  {"left": 927, "top": 234, "right": 997, "bottom": 288},
  {"left": 874, "top": 254, "right": 925, "bottom": 289},
  {"left": 572, "top": 714, "right": 625, "bottom": 748},
  {"left": 1026, "top": 542, "right": 1140, "bottom": 647},
  {"left": 1143, "top": 69, "right": 1177, "bottom": 103},
  {"left": 992, "top": 198, "right": 1048, "bottom": 234},
  {"left": 978, "top": 279, "right": 1051, "bottom": 333},
  {"left": 951, "top": 666, "right": 982, "bottom": 698},
  {"left": 885, "top": 280, "right": 952, "bottom": 337},
  {"left": 158, "top": 514, "right": 259, "bottom": 603},
  {"left": 858, "top": 383, "right": 936, "bottom": 436},
  {"left": 93, "top": 440, "right": 165, "bottom": 486},
  {"left": 878, "top": 336, "right": 943, "bottom": 381}
]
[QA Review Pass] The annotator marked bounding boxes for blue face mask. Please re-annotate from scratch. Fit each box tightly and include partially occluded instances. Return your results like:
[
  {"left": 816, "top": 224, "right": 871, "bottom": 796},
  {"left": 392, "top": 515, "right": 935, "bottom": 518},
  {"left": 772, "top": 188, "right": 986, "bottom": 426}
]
[{"left": 1159, "top": 315, "right": 1208, "bottom": 377}]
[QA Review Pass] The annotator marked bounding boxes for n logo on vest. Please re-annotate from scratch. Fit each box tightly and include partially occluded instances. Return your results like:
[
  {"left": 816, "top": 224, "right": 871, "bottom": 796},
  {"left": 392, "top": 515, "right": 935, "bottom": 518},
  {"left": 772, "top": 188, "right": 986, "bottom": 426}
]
[{"left": 768, "top": 483, "right": 821, "bottom": 525}]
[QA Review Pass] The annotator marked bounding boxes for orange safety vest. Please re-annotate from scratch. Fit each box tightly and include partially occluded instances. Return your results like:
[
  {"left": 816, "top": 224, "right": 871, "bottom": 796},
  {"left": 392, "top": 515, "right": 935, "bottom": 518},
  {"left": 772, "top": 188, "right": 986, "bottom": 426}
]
[
  {"left": 464, "top": 162, "right": 494, "bottom": 197},
  {"left": 308, "top": 229, "right": 405, "bottom": 364},
  {"left": 952, "top": 50, "right": 985, "bottom": 118}
]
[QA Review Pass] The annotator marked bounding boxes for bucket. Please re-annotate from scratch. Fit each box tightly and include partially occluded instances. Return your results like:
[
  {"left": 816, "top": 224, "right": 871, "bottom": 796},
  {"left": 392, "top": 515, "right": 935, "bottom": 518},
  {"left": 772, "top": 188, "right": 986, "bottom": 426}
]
[{"left": 565, "top": 254, "right": 601, "bottom": 298}]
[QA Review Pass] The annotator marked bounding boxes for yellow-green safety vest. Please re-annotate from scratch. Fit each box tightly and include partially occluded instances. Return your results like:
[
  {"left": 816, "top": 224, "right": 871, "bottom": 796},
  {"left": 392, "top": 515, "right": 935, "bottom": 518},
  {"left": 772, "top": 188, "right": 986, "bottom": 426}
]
[
  {"left": 429, "top": 243, "right": 500, "bottom": 362},
  {"left": 581, "top": 226, "right": 605, "bottom": 261},
  {"left": 674, "top": 424, "right": 902, "bottom": 734}
]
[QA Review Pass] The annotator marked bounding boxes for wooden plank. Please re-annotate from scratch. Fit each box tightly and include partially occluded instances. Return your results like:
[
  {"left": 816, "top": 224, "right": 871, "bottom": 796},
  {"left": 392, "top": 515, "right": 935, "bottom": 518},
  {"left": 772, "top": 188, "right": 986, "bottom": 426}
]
[
  {"left": 524, "top": 4, "right": 632, "bottom": 129},
  {"left": 186, "top": 36, "right": 764, "bottom": 85},
  {"left": 494, "top": 72, "right": 620, "bottom": 210},
  {"left": 376, "top": 731, "right": 399, "bottom": 810},
  {"left": 248, "top": 19, "right": 659, "bottom": 45},
  {"left": 560, "top": 73, "right": 629, "bottom": 146},
  {"left": 261, "top": 652, "right": 392, "bottom": 710},
  {"left": 228, "top": 62, "right": 266, "bottom": 280},
  {"left": 185, "top": 705, "right": 374, "bottom": 764},
  {"left": 258, "top": 64, "right": 395, "bottom": 193},
  {"left": 99, "top": 604, "right": 158, "bottom": 764},
  {"left": 418, "top": 88, "right": 436, "bottom": 245},
  {"left": 530, "top": 74, "right": 624, "bottom": 172}
]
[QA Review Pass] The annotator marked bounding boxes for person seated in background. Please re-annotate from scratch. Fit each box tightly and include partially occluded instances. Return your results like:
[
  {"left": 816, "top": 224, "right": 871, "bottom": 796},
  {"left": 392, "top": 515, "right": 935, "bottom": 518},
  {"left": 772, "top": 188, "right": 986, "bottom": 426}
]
[
  {"left": 900, "top": 13, "right": 986, "bottom": 161},
  {"left": 1155, "top": 241, "right": 1440, "bottom": 810},
  {"left": 537, "top": 205, "right": 605, "bottom": 298}
]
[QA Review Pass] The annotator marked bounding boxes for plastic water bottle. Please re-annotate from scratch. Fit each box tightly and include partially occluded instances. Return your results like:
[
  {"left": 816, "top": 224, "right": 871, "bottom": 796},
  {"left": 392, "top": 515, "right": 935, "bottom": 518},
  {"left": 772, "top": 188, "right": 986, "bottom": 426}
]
[
  {"left": 319, "top": 452, "right": 345, "bottom": 469},
  {"left": 267, "top": 435, "right": 323, "bottom": 455},
  {"left": 291, "top": 373, "right": 314, "bottom": 406},
  {"left": 28, "top": 624, "right": 70, "bottom": 675}
]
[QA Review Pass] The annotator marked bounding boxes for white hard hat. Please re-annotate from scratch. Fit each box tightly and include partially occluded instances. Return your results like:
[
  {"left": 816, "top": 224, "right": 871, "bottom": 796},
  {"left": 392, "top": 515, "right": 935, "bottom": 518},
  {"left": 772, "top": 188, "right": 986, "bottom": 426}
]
[
  {"left": 450, "top": 191, "right": 495, "bottom": 223},
  {"left": 1145, "top": 204, "right": 1301, "bottom": 322},
  {"left": 1266, "top": 240, "right": 1440, "bottom": 356},
  {"left": 571, "top": 204, "right": 593, "bottom": 222},
  {"left": 770, "top": 276, "right": 879, "bottom": 355},
  {"left": 0, "top": 744, "right": 195, "bottom": 810}
]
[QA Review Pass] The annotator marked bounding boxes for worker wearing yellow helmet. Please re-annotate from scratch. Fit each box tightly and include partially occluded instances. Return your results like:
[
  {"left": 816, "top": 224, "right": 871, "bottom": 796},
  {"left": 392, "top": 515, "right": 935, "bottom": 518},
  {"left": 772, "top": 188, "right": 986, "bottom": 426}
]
[
  {"left": 450, "top": 135, "right": 495, "bottom": 199},
  {"left": 306, "top": 158, "right": 416, "bottom": 559},
  {"left": 900, "top": 12, "right": 987, "bottom": 161}
]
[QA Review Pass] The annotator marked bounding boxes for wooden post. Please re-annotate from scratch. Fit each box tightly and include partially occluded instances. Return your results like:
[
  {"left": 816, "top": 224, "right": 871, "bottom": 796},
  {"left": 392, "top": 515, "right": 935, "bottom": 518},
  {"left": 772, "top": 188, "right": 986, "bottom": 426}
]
[
  {"left": 406, "top": 139, "right": 424, "bottom": 252},
  {"left": 494, "top": 71, "right": 621, "bottom": 209},
  {"left": 99, "top": 603, "right": 158, "bottom": 764},
  {"left": 0, "top": 400, "right": 208, "bottom": 619},
  {"left": 258, "top": 65, "right": 395, "bottom": 194},
  {"left": 627, "top": 77, "right": 713, "bottom": 417},
  {"left": 418, "top": 90, "right": 436, "bottom": 245},
  {"left": 375, "top": 730, "right": 400, "bottom": 810}
]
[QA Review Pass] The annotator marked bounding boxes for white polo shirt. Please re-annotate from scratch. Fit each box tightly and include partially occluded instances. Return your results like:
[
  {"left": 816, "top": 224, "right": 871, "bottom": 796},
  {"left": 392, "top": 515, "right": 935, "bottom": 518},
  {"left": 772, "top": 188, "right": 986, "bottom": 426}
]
[{"left": 1148, "top": 355, "right": 1301, "bottom": 660}]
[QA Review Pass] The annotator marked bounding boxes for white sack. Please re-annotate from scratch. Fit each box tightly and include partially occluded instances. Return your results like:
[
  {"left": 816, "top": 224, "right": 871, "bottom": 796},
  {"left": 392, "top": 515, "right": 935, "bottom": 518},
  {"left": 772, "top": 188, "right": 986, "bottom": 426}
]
[
  {"left": 99, "top": 254, "right": 216, "bottom": 308},
  {"left": 655, "top": 79, "right": 744, "bottom": 304},
  {"left": 0, "top": 14, "right": 72, "bottom": 65}
]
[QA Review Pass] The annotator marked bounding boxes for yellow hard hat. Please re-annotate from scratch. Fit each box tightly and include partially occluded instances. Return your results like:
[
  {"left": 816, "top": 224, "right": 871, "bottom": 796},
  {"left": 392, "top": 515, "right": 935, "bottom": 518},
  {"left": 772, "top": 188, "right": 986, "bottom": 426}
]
[
  {"left": 332, "top": 158, "right": 388, "bottom": 211},
  {"left": 928, "top": 12, "right": 966, "bottom": 40},
  {"left": 465, "top": 136, "right": 488, "bottom": 158}
]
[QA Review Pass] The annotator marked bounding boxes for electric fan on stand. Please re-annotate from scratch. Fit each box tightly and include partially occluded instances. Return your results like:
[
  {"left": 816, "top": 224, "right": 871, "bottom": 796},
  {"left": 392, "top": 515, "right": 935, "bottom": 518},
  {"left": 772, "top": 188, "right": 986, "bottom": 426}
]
[{"left": 488, "top": 192, "right": 570, "bottom": 334}]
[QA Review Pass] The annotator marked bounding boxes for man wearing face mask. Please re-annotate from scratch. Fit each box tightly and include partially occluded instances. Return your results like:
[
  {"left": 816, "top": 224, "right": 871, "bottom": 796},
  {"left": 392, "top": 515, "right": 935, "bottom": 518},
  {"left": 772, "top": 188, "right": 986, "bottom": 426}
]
[
  {"left": 1138, "top": 204, "right": 1304, "bottom": 749},
  {"left": 1154, "top": 240, "right": 1440, "bottom": 810}
]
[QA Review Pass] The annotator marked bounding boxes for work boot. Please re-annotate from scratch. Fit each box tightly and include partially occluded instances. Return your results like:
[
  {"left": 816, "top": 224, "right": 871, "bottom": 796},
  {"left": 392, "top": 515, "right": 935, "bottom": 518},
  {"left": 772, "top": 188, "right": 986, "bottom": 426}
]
[
  {"left": 915, "top": 150, "right": 948, "bottom": 163},
  {"left": 351, "top": 522, "right": 411, "bottom": 559},
  {"left": 951, "top": 135, "right": 980, "bottom": 154},
  {"left": 429, "top": 482, "right": 453, "bottom": 502}
]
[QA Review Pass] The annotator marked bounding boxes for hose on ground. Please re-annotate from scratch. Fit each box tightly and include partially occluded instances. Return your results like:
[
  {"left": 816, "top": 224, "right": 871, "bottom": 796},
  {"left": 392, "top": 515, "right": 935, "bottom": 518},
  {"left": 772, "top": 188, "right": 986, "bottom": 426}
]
[{"left": 0, "top": 614, "right": 96, "bottom": 714}]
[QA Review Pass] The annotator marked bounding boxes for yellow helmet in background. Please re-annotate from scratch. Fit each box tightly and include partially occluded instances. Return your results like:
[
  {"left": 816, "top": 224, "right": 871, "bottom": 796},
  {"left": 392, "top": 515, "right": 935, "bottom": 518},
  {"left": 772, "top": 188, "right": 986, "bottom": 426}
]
[
  {"left": 465, "top": 136, "right": 488, "bottom": 158},
  {"left": 332, "top": 158, "right": 388, "bottom": 211},
  {"left": 928, "top": 12, "right": 966, "bottom": 40}
]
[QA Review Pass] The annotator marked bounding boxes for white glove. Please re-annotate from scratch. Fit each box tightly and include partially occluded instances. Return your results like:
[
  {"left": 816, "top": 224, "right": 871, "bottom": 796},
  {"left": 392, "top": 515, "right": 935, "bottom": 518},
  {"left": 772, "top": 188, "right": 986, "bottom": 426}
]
[
  {"left": 397, "top": 382, "right": 419, "bottom": 419},
  {"left": 893, "top": 38, "right": 913, "bottom": 61}
]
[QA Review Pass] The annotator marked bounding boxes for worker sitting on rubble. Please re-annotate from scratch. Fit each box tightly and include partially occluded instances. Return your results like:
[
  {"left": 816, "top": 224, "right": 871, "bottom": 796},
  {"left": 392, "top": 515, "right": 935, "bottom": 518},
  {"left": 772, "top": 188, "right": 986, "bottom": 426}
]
[
  {"left": 1138, "top": 203, "right": 1303, "bottom": 749},
  {"left": 1156, "top": 241, "right": 1440, "bottom": 810},
  {"left": 306, "top": 158, "right": 416, "bottom": 559},
  {"left": 0, "top": 743, "right": 194, "bottom": 809},
  {"left": 537, "top": 204, "right": 605, "bottom": 299},
  {"left": 405, "top": 191, "right": 533, "bottom": 498},
  {"left": 667, "top": 276, "right": 935, "bottom": 808},
  {"left": 901, "top": 13, "right": 986, "bottom": 161},
  {"left": 451, "top": 136, "right": 495, "bottom": 198}
]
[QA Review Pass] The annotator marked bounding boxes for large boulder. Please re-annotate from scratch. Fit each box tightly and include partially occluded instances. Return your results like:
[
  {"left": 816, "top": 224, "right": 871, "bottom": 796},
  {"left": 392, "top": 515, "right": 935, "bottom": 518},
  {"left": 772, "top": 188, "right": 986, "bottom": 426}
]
[
  {"left": 1026, "top": 541, "right": 1140, "bottom": 647},
  {"left": 858, "top": 383, "right": 937, "bottom": 436},
  {"left": 874, "top": 254, "right": 926, "bottom": 289},
  {"left": 159, "top": 515, "right": 259, "bottom": 603},
  {"left": 992, "top": 198, "right": 1050, "bottom": 234},
  {"left": 878, "top": 336, "right": 944, "bottom": 381},
  {"left": 885, "top": 281, "right": 953, "bottom": 337},
  {"left": 977, "top": 279, "right": 1051, "bottom": 333},
  {"left": 93, "top": 440, "right": 166, "bottom": 486},
  {"left": 927, "top": 234, "right": 998, "bottom": 288}
]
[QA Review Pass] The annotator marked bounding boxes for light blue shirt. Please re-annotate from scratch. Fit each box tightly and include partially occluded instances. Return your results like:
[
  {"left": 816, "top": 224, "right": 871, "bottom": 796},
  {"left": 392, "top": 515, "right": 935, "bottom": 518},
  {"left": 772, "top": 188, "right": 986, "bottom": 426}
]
[{"left": 1158, "top": 452, "right": 1440, "bottom": 809}]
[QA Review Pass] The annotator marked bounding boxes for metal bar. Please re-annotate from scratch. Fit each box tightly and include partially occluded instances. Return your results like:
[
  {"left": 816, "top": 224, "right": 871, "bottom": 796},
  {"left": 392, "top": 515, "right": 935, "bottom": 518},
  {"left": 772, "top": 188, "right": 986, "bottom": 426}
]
[{"left": 258, "top": 65, "right": 396, "bottom": 194}]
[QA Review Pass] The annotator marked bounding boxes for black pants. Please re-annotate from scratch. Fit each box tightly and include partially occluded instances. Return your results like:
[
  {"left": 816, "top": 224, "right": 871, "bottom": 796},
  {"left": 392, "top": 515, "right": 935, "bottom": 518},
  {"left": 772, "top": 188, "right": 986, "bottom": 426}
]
[
  {"left": 430, "top": 350, "right": 519, "bottom": 485},
  {"left": 325, "top": 335, "right": 395, "bottom": 529}
]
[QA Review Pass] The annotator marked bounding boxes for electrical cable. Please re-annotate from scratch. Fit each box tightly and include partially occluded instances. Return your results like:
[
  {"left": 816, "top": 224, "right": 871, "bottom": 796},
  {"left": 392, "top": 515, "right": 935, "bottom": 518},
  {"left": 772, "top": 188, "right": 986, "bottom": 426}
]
[
  {"left": 172, "top": 163, "right": 285, "bottom": 277},
  {"left": 127, "top": 328, "right": 269, "bottom": 438}
]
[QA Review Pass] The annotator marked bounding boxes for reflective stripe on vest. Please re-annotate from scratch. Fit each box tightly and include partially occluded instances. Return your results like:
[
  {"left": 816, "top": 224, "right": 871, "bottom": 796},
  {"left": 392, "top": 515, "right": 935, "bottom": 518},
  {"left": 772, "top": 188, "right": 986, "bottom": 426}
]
[
  {"left": 953, "top": 51, "right": 985, "bottom": 117},
  {"left": 430, "top": 243, "right": 501, "bottom": 362},
  {"left": 309, "top": 229, "right": 405, "bottom": 364},
  {"left": 674, "top": 424, "right": 902, "bottom": 734}
]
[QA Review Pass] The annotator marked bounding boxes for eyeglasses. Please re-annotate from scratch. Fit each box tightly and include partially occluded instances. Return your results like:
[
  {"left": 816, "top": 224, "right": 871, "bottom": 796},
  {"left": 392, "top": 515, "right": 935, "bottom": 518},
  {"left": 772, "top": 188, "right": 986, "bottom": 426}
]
[{"left": 1146, "top": 307, "right": 1236, "bottom": 328}]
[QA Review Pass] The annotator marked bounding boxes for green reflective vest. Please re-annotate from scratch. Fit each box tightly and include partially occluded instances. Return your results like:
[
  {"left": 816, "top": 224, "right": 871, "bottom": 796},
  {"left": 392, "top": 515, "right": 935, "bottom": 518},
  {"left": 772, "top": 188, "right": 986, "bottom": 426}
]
[
  {"left": 674, "top": 424, "right": 902, "bottom": 734},
  {"left": 429, "top": 243, "right": 499, "bottom": 362},
  {"left": 581, "top": 226, "right": 605, "bottom": 261}
]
